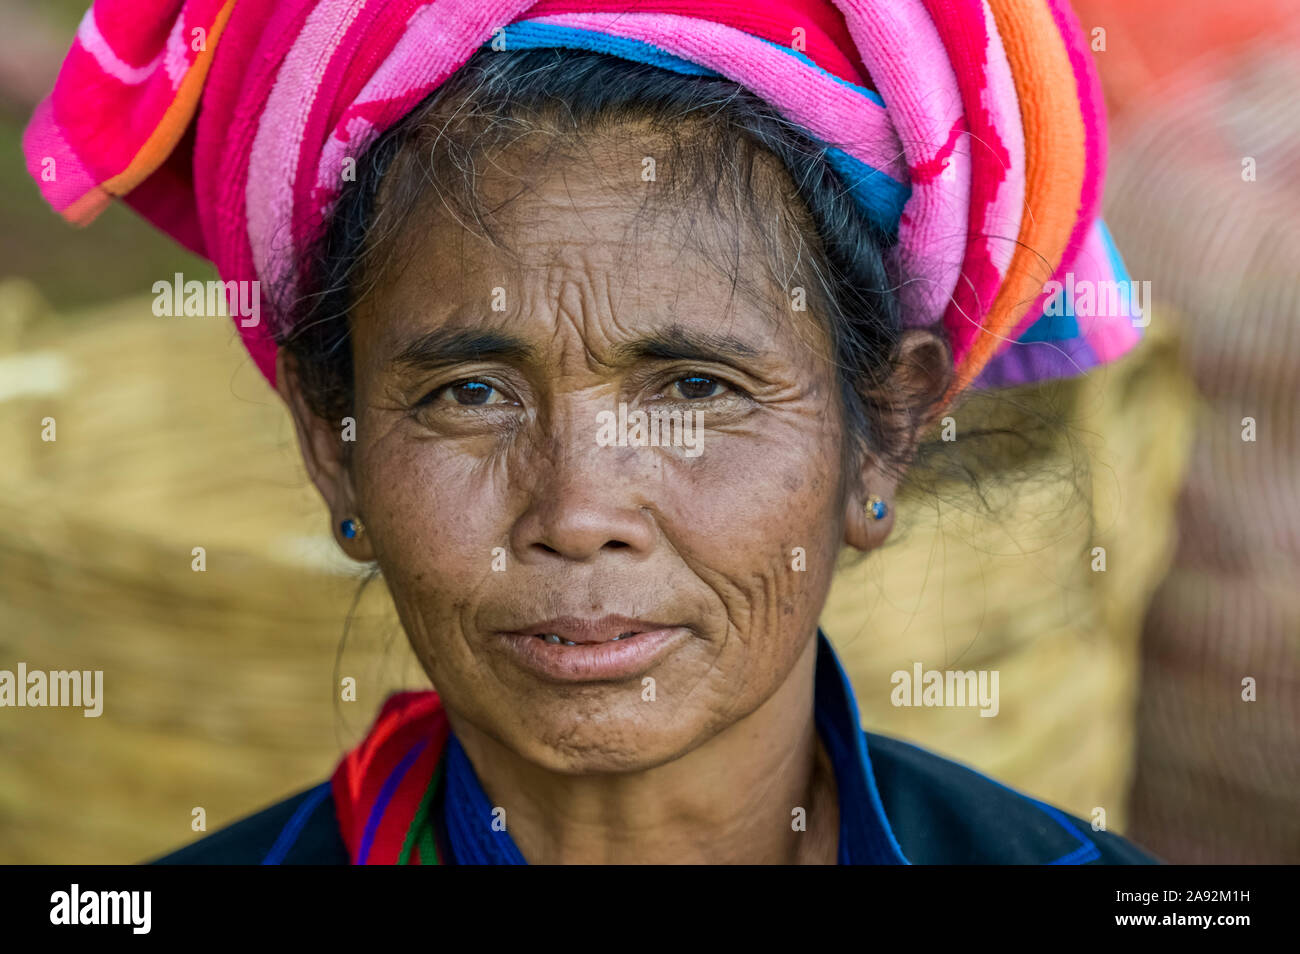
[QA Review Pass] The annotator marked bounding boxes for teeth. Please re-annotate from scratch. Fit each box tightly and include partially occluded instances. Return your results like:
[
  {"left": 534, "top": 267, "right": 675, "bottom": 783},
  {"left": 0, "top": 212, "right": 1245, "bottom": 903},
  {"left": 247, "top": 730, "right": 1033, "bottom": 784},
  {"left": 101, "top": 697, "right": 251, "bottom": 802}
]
[
  {"left": 538, "top": 632, "right": 637, "bottom": 644},
  {"left": 540, "top": 634, "right": 579, "bottom": 646}
]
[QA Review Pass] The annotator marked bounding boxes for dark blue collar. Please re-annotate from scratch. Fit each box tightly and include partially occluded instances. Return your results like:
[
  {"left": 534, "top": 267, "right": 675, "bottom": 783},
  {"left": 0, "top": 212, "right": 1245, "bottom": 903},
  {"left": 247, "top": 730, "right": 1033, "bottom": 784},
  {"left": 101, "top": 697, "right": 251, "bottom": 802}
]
[
  {"left": 443, "top": 629, "right": 909, "bottom": 864},
  {"left": 812, "top": 629, "right": 910, "bottom": 864}
]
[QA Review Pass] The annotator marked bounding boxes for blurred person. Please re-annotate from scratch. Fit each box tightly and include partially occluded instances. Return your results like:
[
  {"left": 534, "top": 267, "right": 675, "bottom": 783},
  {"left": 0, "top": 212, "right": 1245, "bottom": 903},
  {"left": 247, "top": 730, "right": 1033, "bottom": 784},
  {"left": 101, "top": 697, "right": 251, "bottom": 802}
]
[{"left": 1072, "top": 0, "right": 1300, "bottom": 863}]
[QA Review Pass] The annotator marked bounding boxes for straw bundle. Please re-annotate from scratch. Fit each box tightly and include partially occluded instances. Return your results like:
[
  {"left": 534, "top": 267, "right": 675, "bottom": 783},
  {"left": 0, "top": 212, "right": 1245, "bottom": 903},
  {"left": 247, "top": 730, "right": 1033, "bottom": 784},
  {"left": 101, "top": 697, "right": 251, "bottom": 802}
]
[
  {"left": 0, "top": 282, "right": 425, "bottom": 864},
  {"left": 822, "top": 315, "right": 1196, "bottom": 834}
]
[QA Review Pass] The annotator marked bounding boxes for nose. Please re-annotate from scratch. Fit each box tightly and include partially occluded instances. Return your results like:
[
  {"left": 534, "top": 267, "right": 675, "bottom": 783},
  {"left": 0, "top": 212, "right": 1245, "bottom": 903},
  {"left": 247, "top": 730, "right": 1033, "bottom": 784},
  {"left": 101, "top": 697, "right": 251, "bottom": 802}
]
[{"left": 510, "top": 422, "right": 658, "bottom": 564}]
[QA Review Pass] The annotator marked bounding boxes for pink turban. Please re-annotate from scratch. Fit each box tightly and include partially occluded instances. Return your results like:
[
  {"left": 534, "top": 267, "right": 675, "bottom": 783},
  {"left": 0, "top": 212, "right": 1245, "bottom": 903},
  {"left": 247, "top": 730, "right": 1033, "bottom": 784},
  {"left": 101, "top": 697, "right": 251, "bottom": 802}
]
[{"left": 23, "top": 0, "right": 1142, "bottom": 401}]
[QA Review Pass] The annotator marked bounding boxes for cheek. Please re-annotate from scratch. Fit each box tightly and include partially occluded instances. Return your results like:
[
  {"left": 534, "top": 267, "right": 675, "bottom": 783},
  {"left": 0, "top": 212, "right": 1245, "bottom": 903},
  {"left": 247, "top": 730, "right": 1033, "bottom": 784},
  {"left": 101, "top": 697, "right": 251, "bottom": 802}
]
[
  {"left": 659, "top": 414, "right": 845, "bottom": 613},
  {"left": 638, "top": 417, "right": 844, "bottom": 734},
  {"left": 352, "top": 429, "right": 511, "bottom": 625}
]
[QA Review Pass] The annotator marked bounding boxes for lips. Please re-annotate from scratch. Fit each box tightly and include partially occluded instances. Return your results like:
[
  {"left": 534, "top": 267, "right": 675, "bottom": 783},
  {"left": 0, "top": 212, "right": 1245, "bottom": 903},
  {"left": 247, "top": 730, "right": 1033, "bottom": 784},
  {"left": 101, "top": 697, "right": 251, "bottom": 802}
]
[{"left": 495, "top": 615, "right": 689, "bottom": 682}]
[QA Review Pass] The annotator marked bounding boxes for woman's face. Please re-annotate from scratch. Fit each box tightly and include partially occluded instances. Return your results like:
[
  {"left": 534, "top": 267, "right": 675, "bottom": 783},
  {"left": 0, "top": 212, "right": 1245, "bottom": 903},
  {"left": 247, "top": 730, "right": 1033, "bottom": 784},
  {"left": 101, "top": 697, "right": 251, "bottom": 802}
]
[{"left": 294, "top": 131, "right": 883, "bottom": 774}]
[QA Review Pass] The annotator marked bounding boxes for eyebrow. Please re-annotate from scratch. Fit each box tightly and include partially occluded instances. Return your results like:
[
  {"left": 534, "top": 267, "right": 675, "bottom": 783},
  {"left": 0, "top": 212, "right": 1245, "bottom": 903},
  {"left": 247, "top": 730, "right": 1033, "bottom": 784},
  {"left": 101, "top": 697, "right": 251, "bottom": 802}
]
[
  {"left": 607, "top": 325, "right": 762, "bottom": 366},
  {"left": 388, "top": 328, "right": 536, "bottom": 372},
  {"left": 387, "top": 322, "right": 763, "bottom": 373}
]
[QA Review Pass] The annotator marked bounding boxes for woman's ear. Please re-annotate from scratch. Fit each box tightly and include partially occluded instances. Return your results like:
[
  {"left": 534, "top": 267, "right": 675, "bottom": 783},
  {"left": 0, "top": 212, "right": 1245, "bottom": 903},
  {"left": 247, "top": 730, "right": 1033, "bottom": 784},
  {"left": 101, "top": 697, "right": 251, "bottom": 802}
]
[
  {"left": 276, "top": 349, "right": 376, "bottom": 561},
  {"left": 842, "top": 328, "right": 951, "bottom": 553}
]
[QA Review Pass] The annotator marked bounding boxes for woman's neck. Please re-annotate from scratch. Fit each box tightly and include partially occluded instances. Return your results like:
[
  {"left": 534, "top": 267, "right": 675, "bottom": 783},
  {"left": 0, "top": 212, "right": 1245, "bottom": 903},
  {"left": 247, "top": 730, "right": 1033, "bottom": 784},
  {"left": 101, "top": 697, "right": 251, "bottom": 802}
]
[{"left": 448, "top": 634, "right": 839, "bottom": 864}]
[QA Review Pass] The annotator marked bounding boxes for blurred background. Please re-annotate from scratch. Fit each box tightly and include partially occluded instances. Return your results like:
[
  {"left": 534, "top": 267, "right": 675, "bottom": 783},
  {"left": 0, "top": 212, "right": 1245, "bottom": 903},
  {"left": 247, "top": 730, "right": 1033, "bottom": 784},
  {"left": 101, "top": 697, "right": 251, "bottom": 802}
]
[{"left": 1, "top": 0, "right": 1296, "bottom": 863}]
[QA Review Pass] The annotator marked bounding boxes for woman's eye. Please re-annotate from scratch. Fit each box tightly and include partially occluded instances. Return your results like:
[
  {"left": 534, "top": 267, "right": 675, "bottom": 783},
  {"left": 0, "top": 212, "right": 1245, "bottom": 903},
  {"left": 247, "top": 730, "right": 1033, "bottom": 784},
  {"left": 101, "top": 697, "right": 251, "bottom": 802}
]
[
  {"left": 669, "top": 375, "right": 727, "bottom": 400},
  {"left": 433, "top": 380, "right": 509, "bottom": 407}
]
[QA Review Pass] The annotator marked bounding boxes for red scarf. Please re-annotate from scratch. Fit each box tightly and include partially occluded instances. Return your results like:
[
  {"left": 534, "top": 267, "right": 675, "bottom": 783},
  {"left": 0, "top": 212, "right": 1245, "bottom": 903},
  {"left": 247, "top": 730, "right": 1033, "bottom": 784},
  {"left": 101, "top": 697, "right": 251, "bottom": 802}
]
[{"left": 331, "top": 691, "right": 449, "bottom": 864}]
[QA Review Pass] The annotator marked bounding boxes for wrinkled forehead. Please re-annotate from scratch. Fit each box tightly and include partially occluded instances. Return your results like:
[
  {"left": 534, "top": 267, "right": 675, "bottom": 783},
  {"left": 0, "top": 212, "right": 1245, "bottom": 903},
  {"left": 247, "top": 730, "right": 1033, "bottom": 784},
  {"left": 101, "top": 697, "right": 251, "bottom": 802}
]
[{"left": 353, "top": 127, "right": 833, "bottom": 369}]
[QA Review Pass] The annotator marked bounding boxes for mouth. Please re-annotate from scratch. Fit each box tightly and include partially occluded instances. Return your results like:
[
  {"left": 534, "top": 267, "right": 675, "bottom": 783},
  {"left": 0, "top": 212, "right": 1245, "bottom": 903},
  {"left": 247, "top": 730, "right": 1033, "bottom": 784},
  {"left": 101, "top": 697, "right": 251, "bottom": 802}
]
[
  {"left": 532, "top": 630, "right": 642, "bottom": 646},
  {"left": 508, "top": 615, "right": 668, "bottom": 646},
  {"left": 495, "top": 615, "right": 689, "bottom": 682}
]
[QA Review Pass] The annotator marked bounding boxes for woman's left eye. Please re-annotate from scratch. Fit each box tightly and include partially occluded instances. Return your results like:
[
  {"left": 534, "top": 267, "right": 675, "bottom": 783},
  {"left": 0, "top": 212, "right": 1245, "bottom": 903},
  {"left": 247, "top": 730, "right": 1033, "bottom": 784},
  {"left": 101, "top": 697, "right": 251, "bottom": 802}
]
[
  {"left": 668, "top": 375, "right": 728, "bottom": 400},
  {"left": 432, "top": 379, "right": 510, "bottom": 406}
]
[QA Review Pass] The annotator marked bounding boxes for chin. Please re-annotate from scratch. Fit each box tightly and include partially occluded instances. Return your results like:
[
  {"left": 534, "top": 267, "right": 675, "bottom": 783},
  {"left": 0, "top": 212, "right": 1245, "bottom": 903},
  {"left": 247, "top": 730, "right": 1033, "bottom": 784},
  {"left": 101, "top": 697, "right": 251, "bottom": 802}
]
[{"left": 500, "top": 693, "right": 708, "bottom": 776}]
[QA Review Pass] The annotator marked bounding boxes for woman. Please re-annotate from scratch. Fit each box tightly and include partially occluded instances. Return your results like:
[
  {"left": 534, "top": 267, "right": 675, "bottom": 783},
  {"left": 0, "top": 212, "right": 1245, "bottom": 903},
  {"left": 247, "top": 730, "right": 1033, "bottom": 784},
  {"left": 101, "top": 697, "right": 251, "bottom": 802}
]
[{"left": 24, "top": 0, "right": 1153, "bottom": 863}]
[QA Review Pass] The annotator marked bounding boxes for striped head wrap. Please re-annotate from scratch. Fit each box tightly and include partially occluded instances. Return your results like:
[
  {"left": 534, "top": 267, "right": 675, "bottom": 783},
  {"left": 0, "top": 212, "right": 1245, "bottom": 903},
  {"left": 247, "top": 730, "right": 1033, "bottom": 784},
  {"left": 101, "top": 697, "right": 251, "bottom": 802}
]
[{"left": 22, "top": 0, "right": 1141, "bottom": 402}]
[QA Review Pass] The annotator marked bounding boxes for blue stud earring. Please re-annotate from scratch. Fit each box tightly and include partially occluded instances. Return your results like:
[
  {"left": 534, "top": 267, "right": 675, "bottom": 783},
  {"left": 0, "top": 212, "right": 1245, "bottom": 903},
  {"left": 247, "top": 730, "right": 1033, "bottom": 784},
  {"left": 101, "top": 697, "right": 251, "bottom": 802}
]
[
  {"left": 340, "top": 517, "right": 363, "bottom": 540},
  {"left": 865, "top": 495, "right": 888, "bottom": 521}
]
